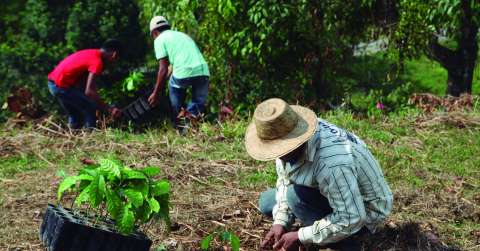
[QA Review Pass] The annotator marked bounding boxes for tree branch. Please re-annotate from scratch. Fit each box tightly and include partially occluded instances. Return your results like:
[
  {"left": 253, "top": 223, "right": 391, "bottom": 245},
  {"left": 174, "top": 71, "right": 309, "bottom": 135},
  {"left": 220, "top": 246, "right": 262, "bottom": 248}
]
[{"left": 427, "top": 38, "right": 457, "bottom": 70}]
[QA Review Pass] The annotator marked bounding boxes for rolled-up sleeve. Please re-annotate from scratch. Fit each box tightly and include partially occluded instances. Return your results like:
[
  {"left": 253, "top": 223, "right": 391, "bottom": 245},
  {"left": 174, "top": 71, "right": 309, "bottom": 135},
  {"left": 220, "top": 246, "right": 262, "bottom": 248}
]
[
  {"left": 298, "top": 166, "right": 367, "bottom": 245},
  {"left": 272, "top": 159, "right": 294, "bottom": 228}
]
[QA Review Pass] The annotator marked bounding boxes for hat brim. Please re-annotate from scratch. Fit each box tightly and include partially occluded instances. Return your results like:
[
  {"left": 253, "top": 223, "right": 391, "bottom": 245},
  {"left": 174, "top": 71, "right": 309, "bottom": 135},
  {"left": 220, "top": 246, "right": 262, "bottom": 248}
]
[{"left": 245, "top": 105, "right": 317, "bottom": 161}]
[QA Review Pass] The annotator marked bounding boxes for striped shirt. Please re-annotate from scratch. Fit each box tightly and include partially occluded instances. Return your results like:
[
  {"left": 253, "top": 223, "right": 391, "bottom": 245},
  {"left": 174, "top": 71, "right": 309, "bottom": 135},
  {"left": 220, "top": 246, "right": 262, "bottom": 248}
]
[{"left": 272, "top": 119, "right": 393, "bottom": 245}]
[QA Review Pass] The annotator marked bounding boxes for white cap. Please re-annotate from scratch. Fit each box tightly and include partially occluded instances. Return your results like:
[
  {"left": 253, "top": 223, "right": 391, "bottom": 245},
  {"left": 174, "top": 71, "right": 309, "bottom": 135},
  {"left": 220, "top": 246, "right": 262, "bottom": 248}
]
[{"left": 149, "top": 16, "right": 169, "bottom": 33}]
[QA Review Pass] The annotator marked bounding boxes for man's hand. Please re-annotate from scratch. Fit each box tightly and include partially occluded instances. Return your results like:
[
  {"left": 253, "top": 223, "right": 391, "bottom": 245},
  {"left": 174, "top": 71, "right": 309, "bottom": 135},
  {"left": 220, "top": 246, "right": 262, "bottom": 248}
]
[
  {"left": 109, "top": 107, "right": 122, "bottom": 119},
  {"left": 272, "top": 231, "right": 302, "bottom": 251},
  {"left": 261, "top": 224, "right": 286, "bottom": 249},
  {"left": 148, "top": 91, "right": 159, "bottom": 107}
]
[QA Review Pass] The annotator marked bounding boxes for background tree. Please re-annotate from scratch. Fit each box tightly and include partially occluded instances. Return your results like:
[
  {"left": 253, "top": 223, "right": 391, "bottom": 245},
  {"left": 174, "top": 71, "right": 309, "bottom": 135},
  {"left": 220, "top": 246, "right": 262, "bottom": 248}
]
[
  {"left": 0, "top": 0, "right": 147, "bottom": 120},
  {"left": 139, "top": 0, "right": 378, "bottom": 112},
  {"left": 390, "top": 0, "right": 480, "bottom": 96}
]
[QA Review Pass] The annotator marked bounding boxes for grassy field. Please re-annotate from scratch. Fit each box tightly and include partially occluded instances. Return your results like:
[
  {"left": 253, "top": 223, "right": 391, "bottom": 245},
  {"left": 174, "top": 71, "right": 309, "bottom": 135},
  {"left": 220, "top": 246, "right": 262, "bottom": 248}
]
[
  {"left": 403, "top": 57, "right": 480, "bottom": 95},
  {"left": 1, "top": 108, "right": 479, "bottom": 250}
]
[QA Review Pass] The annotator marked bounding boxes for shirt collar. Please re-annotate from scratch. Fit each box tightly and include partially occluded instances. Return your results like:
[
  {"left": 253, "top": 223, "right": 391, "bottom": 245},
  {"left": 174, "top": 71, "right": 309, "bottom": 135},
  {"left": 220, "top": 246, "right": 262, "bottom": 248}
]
[{"left": 278, "top": 133, "right": 318, "bottom": 169}]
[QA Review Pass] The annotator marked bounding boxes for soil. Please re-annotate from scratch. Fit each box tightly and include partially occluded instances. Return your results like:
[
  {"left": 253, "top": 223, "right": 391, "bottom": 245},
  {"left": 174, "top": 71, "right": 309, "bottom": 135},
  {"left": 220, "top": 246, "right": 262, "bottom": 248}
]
[
  {"left": 0, "top": 124, "right": 477, "bottom": 250},
  {"left": 0, "top": 164, "right": 468, "bottom": 251}
]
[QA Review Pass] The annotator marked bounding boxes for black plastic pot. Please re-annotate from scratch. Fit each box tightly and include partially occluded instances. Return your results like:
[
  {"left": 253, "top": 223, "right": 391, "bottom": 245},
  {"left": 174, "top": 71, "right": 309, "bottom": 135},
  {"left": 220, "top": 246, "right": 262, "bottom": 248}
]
[
  {"left": 122, "top": 96, "right": 153, "bottom": 122},
  {"left": 39, "top": 204, "right": 152, "bottom": 251},
  {"left": 121, "top": 89, "right": 171, "bottom": 125}
]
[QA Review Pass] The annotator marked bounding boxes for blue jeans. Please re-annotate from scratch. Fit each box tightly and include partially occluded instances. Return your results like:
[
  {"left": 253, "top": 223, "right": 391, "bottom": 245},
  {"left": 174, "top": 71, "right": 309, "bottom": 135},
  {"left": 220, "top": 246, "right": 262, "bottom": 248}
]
[
  {"left": 48, "top": 81, "right": 97, "bottom": 128},
  {"left": 258, "top": 185, "right": 333, "bottom": 226},
  {"left": 169, "top": 75, "right": 209, "bottom": 121}
]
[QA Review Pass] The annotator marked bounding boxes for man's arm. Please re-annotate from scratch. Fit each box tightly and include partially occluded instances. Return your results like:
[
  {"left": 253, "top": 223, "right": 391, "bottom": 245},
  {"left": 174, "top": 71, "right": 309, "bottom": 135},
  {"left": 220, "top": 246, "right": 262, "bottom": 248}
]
[
  {"left": 272, "top": 159, "right": 294, "bottom": 227},
  {"left": 260, "top": 159, "right": 294, "bottom": 249},
  {"left": 298, "top": 166, "right": 367, "bottom": 245},
  {"left": 84, "top": 72, "right": 121, "bottom": 117},
  {"left": 148, "top": 58, "right": 169, "bottom": 106}
]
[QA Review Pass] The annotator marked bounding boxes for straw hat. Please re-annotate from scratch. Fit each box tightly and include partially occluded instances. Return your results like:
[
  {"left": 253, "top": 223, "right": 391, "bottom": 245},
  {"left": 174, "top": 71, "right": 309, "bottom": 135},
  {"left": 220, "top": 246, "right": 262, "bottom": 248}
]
[{"left": 245, "top": 98, "right": 317, "bottom": 161}]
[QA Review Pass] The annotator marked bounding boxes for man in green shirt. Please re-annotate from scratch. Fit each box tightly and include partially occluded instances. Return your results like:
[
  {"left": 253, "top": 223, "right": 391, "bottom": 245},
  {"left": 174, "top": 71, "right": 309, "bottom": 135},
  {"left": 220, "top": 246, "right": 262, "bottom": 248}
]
[{"left": 147, "top": 16, "right": 210, "bottom": 126}]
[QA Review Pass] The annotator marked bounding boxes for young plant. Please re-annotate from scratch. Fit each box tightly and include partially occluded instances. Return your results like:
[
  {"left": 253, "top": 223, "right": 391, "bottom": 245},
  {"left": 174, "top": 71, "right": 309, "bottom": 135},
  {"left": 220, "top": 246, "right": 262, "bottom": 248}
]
[
  {"left": 57, "top": 158, "right": 170, "bottom": 234},
  {"left": 122, "top": 71, "right": 146, "bottom": 96},
  {"left": 200, "top": 230, "right": 240, "bottom": 251}
]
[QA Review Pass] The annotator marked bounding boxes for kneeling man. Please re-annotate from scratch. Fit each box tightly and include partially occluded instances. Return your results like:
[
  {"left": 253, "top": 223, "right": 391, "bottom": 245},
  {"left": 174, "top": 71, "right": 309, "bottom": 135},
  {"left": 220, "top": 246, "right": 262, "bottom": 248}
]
[{"left": 245, "top": 98, "right": 393, "bottom": 251}]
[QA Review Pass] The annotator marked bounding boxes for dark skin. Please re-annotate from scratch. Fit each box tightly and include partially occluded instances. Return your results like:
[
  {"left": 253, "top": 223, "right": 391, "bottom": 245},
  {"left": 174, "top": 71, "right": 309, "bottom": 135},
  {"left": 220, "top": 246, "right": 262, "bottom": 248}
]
[
  {"left": 261, "top": 143, "right": 307, "bottom": 251},
  {"left": 279, "top": 143, "right": 306, "bottom": 163},
  {"left": 84, "top": 49, "right": 122, "bottom": 118},
  {"left": 148, "top": 29, "right": 170, "bottom": 107}
]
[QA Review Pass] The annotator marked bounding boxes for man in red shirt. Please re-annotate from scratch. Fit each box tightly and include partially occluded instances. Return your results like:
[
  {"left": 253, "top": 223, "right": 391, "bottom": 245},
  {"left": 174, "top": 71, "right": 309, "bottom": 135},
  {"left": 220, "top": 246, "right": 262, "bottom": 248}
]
[{"left": 48, "top": 39, "right": 123, "bottom": 128}]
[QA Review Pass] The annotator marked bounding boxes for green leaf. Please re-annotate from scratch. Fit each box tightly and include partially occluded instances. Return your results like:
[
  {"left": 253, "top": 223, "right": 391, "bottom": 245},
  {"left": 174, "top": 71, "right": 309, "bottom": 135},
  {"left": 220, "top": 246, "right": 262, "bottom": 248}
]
[
  {"left": 155, "top": 244, "right": 167, "bottom": 251},
  {"left": 123, "top": 169, "right": 147, "bottom": 180},
  {"left": 80, "top": 167, "right": 98, "bottom": 177},
  {"left": 57, "top": 176, "right": 78, "bottom": 201},
  {"left": 153, "top": 194, "right": 170, "bottom": 230},
  {"left": 78, "top": 179, "right": 91, "bottom": 191},
  {"left": 221, "top": 231, "right": 231, "bottom": 241},
  {"left": 124, "top": 189, "right": 144, "bottom": 207},
  {"left": 77, "top": 174, "right": 94, "bottom": 181},
  {"left": 99, "top": 159, "right": 122, "bottom": 180},
  {"left": 151, "top": 180, "right": 169, "bottom": 196},
  {"left": 63, "top": 174, "right": 94, "bottom": 200},
  {"left": 106, "top": 189, "right": 123, "bottom": 219},
  {"left": 99, "top": 158, "right": 122, "bottom": 170},
  {"left": 98, "top": 174, "right": 106, "bottom": 199},
  {"left": 220, "top": 231, "right": 240, "bottom": 251},
  {"left": 131, "top": 182, "right": 149, "bottom": 197},
  {"left": 126, "top": 80, "right": 135, "bottom": 91},
  {"left": 75, "top": 183, "right": 93, "bottom": 206},
  {"left": 230, "top": 234, "right": 240, "bottom": 251},
  {"left": 141, "top": 166, "right": 161, "bottom": 177},
  {"left": 136, "top": 202, "right": 153, "bottom": 223},
  {"left": 200, "top": 234, "right": 214, "bottom": 250},
  {"left": 89, "top": 173, "right": 105, "bottom": 207},
  {"left": 56, "top": 169, "right": 66, "bottom": 178},
  {"left": 109, "top": 166, "right": 122, "bottom": 180},
  {"left": 118, "top": 204, "right": 135, "bottom": 234},
  {"left": 148, "top": 197, "right": 160, "bottom": 213}
]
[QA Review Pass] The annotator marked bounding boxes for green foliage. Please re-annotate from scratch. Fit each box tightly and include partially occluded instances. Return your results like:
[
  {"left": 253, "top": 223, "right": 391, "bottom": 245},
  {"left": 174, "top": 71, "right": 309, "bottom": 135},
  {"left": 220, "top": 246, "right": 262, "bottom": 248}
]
[
  {"left": 383, "top": 0, "right": 480, "bottom": 96},
  {"left": 123, "top": 71, "right": 147, "bottom": 93},
  {"left": 200, "top": 230, "right": 240, "bottom": 251},
  {"left": 389, "top": 0, "right": 480, "bottom": 59},
  {"left": 2, "top": 0, "right": 477, "bottom": 120},
  {"left": 139, "top": 0, "right": 378, "bottom": 110},
  {"left": 219, "top": 120, "right": 247, "bottom": 139},
  {"left": 57, "top": 159, "right": 170, "bottom": 234},
  {"left": 0, "top": 0, "right": 147, "bottom": 121},
  {"left": 348, "top": 82, "right": 414, "bottom": 114},
  {"left": 98, "top": 70, "right": 150, "bottom": 106}
]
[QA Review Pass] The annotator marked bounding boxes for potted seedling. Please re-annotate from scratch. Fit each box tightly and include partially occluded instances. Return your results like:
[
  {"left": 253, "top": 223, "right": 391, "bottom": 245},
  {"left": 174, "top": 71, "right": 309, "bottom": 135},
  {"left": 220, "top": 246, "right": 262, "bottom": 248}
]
[{"left": 39, "top": 159, "right": 170, "bottom": 251}]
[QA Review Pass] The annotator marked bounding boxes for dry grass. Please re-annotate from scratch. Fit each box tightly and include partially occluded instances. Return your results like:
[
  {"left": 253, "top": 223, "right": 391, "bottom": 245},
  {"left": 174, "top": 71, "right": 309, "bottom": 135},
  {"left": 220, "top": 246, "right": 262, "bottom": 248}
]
[{"left": 0, "top": 113, "right": 479, "bottom": 250}]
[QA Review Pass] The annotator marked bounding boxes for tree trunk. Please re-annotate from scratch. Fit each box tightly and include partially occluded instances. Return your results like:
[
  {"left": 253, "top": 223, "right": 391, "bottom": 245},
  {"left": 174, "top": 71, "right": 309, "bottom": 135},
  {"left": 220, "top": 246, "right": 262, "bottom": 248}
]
[
  {"left": 445, "top": 62, "right": 474, "bottom": 96},
  {"left": 428, "top": 0, "right": 478, "bottom": 96}
]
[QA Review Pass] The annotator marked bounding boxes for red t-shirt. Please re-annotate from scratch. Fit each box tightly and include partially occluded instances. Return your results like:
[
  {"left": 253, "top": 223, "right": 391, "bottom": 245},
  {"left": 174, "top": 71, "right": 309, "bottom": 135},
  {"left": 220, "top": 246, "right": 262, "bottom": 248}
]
[{"left": 48, "top": 49, "right": 103, "bottom": 89}]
